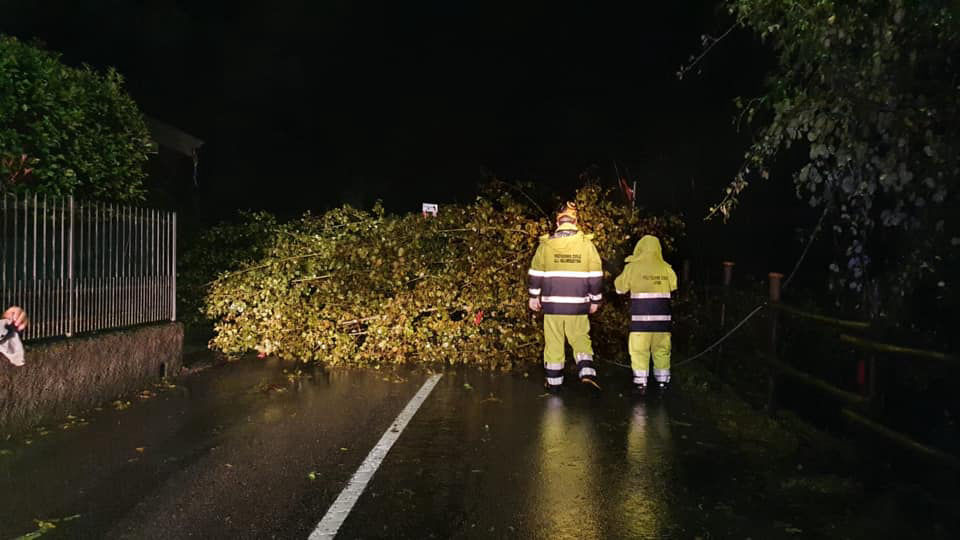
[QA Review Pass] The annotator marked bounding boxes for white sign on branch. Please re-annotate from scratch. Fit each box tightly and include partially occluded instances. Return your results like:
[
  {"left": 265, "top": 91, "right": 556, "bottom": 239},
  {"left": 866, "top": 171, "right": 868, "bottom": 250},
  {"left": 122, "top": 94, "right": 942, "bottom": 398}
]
[{"left": 422, "top": 203, "right": 438, "bottom": 217}]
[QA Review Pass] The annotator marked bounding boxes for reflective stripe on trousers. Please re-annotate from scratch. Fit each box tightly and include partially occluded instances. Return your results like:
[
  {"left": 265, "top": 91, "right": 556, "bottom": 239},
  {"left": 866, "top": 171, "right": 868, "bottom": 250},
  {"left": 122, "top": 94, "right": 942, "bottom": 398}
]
[
  {"left": 545, "top": 362, "right": 564, "bottom": 386},
  {"left": 543, "top": 315, "right": 594, "bottom": 386},
  {"left": 628, "top": 331, "right": 671, "bottom": 384},
  {"left": 575, "top": 352, "right": 597, "bottom": 380}
]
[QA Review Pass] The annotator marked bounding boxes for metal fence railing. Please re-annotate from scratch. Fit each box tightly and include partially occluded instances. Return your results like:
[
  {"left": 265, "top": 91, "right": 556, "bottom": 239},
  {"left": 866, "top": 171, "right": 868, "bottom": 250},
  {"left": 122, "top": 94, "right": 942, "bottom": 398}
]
[{"left": 1, "top": 191, "right": 176, "bottom": 341}]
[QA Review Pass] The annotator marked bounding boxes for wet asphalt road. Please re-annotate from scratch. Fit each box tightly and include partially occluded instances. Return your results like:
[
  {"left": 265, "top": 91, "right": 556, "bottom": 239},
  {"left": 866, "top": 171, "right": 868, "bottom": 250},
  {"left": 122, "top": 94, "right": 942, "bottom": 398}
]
[{"left": 0, "top": 356, "right": 900, "bottom": 539}]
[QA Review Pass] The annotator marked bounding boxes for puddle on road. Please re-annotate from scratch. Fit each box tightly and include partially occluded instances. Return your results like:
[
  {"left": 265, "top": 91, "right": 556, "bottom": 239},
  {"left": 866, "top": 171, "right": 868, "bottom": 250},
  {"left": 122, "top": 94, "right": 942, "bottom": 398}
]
[
  {"left": 526, "top": 395, "right": 678, "bottom": 539},
  {"left": 3, "top": 355, "right": 958, "bottom": 539}
]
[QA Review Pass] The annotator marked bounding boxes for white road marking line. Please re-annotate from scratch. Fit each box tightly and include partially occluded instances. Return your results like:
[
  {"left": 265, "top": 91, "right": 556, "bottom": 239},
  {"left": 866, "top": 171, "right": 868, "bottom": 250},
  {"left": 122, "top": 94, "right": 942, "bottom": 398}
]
[{"left": 308, "top": 373, "right": 443, "bottom": 539}]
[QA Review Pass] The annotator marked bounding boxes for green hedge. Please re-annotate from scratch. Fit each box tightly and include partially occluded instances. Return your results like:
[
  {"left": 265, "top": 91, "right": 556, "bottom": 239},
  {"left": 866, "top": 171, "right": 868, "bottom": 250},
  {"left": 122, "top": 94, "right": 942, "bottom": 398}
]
[{"left": 0, "top": 35, "right": 152, "bottom": 201}]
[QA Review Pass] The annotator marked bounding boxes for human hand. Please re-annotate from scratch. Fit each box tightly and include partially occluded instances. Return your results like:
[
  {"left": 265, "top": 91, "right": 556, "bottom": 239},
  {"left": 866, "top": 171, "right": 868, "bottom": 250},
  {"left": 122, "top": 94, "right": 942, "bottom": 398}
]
[
  {"left": 589, "top": 303, "right": 598, "bottom": 314},
  {"left": 528, "top": 298, "right": 541, "bottom": 312},
  {"left": 3, "top": 306, "right": 28, "bottom": 331}
]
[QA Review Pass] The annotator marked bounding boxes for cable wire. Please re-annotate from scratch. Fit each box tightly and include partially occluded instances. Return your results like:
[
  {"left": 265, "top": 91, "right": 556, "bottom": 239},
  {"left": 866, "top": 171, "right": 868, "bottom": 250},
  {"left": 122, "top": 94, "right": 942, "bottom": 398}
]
[
  {"left": 782, "top": 206, "right": 828, "bottom": 291},
  {"left": 601, "top": 207, "right": 826, "bottom": 372},
  {"left": 602, "top": 303, "right": 767, "bottom": 371}
]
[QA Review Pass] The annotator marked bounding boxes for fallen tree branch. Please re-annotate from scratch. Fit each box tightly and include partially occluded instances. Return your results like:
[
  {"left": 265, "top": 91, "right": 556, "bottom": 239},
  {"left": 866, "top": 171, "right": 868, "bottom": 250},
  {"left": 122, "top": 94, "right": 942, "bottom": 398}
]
[
  {"left": 338, "top": 315, "right": 383, "bottom": 326},
  {"left": 206, "top": 253, "right": 328, "bottom": 286},
  {"left": 438, "top": 227, "right": 540, "bottom": 237},
  {"left": 291, "top": 274, "right": 333, "bottom": 284}
]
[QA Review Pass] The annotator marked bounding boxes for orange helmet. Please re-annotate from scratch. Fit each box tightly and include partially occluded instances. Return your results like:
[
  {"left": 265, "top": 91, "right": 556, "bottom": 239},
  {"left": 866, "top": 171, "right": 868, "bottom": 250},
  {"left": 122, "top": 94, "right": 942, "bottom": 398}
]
[{"left": 556, "top": 201, "right": 578, "bottom": 224}]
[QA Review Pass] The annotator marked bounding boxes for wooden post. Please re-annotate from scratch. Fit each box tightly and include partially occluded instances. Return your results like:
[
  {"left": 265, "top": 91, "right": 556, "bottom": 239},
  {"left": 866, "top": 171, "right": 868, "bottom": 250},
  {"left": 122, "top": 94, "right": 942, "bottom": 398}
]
[
  {"left": 681, "top": 259, "right": 691, "bottom": 296},
  {"left": 768, "top": 272, "right": 783, "bottom": 303},
  {"left": 717, "top": 261, "right": 735, "bottom": 376},
  {"left": 766, "top": 272, "right": 783, "bottom": 414},
  {"left": 722, "top": 261, "right": 735, "bottom": 288}
]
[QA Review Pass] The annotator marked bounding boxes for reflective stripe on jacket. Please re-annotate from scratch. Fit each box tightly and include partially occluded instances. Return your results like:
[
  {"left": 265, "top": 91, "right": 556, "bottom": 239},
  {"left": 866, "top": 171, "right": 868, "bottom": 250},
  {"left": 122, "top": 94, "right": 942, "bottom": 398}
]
[
  {"left": 613, "top": 235, "right": 677, "bottom": 332},
  {"left": 527, "top": 224, "right": 603, "bottom": 315}
]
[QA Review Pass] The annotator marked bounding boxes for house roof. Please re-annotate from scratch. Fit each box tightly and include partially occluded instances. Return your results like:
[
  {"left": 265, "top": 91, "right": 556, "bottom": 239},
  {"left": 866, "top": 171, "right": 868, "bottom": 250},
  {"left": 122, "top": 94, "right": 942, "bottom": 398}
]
[{"left": 145, "top": 116, "right": 204, "bottom": 157}]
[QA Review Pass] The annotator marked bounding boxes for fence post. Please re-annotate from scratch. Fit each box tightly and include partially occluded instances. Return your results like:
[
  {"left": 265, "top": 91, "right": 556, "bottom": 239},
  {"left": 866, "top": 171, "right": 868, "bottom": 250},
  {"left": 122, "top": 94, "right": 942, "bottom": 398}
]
[
  {"left": 681, "top": 259, "right": 691, "bottom": 296},
  {"left": 67, "top": 196, "right": 75, "bottom": 337},
  {"left": 171, "top": 212, "right": 177, "bottom": 322},
  {"left": 766, "top": 272, "right": 783, "bottom": 414},
  {"left": 717, "top": 261, "right": 735, "bottom": 376}
]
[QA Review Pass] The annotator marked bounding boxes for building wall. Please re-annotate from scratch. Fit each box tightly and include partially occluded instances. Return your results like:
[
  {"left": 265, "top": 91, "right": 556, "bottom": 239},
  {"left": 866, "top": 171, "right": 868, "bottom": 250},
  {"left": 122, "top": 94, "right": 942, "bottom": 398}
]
[{"left": 0, "top": 322, "right": 183, "bottom": 435}]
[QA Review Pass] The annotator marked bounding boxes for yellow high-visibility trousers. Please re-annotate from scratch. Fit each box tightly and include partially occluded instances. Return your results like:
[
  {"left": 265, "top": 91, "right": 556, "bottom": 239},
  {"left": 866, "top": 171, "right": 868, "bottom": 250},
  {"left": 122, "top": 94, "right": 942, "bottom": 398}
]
[
  {"left": 628, "top": 331, "right": 671, "bottom": 385},
  {"left": 543, "top": 314, "right": 595, "bottom": 385}
]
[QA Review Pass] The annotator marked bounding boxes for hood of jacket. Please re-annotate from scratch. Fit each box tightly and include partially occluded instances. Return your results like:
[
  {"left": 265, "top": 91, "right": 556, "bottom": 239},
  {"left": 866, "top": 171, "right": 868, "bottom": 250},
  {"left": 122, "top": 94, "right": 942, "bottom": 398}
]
[
  {"left": 539, "top": 224, "right": 594, "bottom": 245},
  {"left": 624, "top": 235, "right": 663, "bottom": 263}
]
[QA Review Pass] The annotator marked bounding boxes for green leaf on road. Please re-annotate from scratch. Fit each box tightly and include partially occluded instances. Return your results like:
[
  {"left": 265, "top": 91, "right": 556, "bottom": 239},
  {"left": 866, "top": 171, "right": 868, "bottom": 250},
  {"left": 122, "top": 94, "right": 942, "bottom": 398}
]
[{"left": 13, "top": 514, "right": 81, "bottom": 540}]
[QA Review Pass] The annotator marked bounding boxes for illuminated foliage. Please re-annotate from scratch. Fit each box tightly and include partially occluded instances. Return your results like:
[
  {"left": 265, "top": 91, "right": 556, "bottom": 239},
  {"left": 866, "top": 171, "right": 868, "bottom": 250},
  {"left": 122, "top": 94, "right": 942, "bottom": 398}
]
[
  {"left": 189, "top": 183, "right": 684, "bottom": 366},
  {"left": 707, "top": 1, "right": 959, "bottom": 313},
  {"left": 0, "top": 35, "right": 152, "bottom": 201}
]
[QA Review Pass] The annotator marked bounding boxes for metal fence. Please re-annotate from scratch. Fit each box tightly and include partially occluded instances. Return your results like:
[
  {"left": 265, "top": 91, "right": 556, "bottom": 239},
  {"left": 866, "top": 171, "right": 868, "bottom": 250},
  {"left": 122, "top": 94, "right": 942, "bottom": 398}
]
[{"left": 1, "top": 191, "right": 176, "bottom": 341}]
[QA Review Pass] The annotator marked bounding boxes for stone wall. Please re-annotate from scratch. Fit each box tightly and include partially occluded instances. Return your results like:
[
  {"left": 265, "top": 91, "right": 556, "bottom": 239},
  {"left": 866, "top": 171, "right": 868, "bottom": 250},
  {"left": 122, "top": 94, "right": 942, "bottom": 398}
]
[{"left": 0, "top": 322, "right": 183, "bottom": 435}]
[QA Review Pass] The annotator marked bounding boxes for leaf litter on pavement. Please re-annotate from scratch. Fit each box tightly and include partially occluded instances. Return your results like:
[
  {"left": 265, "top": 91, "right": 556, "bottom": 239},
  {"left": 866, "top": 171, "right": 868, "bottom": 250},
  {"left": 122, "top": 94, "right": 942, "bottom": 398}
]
[{"left": 12, "top": 514, "right": 81, "bottom": 540}]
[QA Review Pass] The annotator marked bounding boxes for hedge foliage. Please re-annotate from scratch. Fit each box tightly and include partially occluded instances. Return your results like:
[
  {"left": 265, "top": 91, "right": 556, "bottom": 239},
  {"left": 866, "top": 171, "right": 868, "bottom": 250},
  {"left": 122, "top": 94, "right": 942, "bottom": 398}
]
[
  {"left": 187, "top": 183, "right": 684, "bottom": 367},
  {"left": 0, "top": 35, "right": 153, "bottom": 201}
]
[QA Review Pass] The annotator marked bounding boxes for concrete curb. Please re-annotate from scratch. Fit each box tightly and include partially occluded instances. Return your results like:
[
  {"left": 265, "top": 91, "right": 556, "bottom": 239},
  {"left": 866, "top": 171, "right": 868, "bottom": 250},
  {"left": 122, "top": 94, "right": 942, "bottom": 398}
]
[{"left": 0, "top": 322, "right": 183, "bottom": 435}]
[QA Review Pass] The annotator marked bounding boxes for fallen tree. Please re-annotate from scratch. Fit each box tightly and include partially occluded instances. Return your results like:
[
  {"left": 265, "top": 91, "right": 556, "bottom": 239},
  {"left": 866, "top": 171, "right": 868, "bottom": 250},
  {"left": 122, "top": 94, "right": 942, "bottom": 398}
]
[{"left": 187, "top": 183, "right": 684, "bottom": 367}]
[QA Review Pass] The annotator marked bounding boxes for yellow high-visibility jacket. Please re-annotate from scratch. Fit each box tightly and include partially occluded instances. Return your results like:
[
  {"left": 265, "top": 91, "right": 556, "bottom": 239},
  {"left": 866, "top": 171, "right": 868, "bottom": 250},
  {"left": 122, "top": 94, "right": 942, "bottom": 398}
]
[
  {"left": 527, "top": 224, "right": 603, "bottom": 315},
  {"left": 614, "top": 235, "right": 677, "bottom": 332}
]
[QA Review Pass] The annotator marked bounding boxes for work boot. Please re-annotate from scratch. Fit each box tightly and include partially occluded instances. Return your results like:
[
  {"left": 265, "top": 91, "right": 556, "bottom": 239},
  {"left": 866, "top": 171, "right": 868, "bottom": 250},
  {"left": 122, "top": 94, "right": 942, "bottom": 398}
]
[
  {"left": 544, "top": 381, "right": 562, "bottom": 394},
  {"left": 656, "top": 381, "right": 669, "bottom": 395},
  {"left": 580, "top": 376, "right": 602, "bottom": 392},
  {"left": 632, "top": 383, "right": 647, "bottom": 397}
]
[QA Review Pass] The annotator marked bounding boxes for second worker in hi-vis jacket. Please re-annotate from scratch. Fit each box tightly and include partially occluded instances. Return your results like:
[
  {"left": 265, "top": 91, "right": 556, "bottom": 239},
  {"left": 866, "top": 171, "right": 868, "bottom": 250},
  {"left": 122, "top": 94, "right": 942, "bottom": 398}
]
[
  {"left": 527, "top": 202, "right": 603, "bottom": 392},
  {"left": 614, "top": 235, "right": 678, "bottom": 396}
]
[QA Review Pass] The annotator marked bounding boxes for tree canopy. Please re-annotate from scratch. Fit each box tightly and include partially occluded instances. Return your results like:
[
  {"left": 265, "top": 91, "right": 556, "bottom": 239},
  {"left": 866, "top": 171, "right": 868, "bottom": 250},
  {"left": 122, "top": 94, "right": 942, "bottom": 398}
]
[
  {"left": 0, "top": 35, "right": 153, "bottom": 202},
  {"left": 703, "top": 0, "right": 959, "bottom": 319}
]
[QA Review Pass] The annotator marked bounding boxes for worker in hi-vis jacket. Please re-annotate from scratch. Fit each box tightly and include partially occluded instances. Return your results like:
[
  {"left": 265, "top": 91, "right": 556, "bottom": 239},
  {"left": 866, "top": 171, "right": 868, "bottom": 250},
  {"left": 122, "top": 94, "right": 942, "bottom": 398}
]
[
  {"left": 527, "top": 202, "right": 603, "bottom": 392},
  {"left": 614, "top": 235, "right": 677, "bottom": 396}
]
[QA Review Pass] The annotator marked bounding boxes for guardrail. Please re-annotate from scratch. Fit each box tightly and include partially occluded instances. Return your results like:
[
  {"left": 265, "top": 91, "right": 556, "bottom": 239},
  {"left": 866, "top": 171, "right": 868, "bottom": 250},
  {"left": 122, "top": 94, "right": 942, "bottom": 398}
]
[
  {"left": 1, "top": 191, "right": 176, "bottom": 341},
  {"left": 701, "top": 262, "right": 960, "bottom": 471}
]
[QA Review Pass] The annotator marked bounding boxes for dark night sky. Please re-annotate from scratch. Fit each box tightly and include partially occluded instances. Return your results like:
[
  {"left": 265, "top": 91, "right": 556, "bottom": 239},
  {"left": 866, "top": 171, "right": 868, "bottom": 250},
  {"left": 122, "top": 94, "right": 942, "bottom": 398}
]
[{"left": 2, "top": 0, "right": 814, "bottom": 275}]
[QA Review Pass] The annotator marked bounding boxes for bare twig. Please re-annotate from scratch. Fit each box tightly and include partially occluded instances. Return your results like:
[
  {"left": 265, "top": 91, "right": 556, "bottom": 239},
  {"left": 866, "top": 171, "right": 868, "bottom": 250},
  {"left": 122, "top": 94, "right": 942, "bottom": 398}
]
[
  {"left": 678, "top": 24, "right": 737, "bottom": 81},
  {"left": 438, "top": 227, "right": 540, "bottom": 237},
  {"left": 491, "top": 179, "right": 550, "bottom": 219},
  {"left": 338, "top": 315, "right": 383, "bottom": 326},
  {"left": 735, "top": 96, "right": 766, "bottom": 131},
  {"left": 404, "top": 274, "right": 444, "bottom": 286},
  {"left": 505, "top": 341, "right": 539, "bottom": 351},
  {"left": 291, "top": 274, "right": 333, "bottom": 284}
]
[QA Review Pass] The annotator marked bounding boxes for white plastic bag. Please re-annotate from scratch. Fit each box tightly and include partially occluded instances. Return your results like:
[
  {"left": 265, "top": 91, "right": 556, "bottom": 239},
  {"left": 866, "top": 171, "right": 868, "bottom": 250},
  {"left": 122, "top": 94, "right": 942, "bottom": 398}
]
[{"left": 0, "top": 318, "right": 25, "bottom": 366}]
